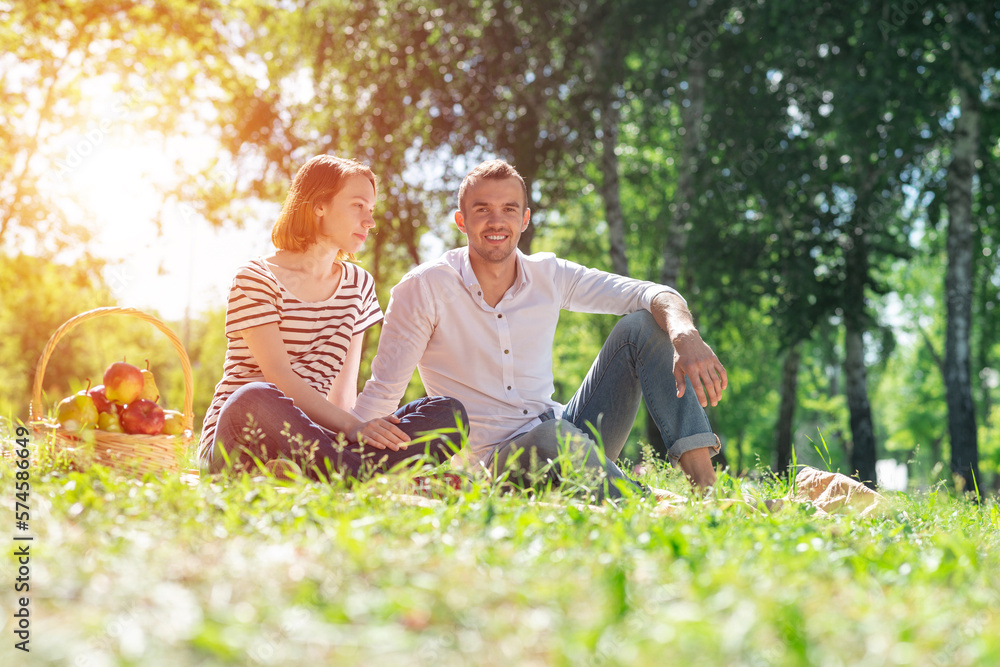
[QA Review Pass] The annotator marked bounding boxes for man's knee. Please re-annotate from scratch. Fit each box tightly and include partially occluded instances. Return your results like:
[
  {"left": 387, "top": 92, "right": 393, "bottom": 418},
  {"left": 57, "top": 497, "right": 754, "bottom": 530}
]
[
  {"left": 614, "top": 310, "right": 671, "bottom": 352},
  {"left": 620, "top": 309, "right": 655, "bottom": 328}
]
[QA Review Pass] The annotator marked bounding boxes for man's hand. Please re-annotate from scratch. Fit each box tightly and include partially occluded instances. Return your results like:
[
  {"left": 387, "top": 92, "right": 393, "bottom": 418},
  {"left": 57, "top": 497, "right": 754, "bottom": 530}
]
[
  {"left": 651, "top": 292, "right": 728, "bottom": 408},
  {"left": 672, "top": 330, "right": 728, "bottom": 407},
  {"left": 355, "top": 414, "right": 411, "bottom": 451}
]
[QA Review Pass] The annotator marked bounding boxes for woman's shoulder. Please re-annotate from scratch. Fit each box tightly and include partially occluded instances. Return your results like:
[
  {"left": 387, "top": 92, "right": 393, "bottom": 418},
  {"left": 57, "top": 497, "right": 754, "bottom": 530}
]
[
  {"left": 339, "top": 261, "right": 377, "bottom": 293},
  {"left": 232, "top": 257, "right": 279, "bottom": 286}
]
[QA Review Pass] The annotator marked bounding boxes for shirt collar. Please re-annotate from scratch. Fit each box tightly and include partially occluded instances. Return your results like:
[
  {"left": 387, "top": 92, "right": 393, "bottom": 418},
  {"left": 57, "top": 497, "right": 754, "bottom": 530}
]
[{"left": 457, "top": 248, "right": 530, "bottom": 297}]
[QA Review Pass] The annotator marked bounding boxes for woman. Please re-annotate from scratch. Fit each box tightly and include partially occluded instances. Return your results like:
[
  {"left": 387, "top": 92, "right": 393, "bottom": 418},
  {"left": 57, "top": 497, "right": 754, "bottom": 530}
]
[{"left": 197, "top": 155, "right": 467, "bottom": 480}]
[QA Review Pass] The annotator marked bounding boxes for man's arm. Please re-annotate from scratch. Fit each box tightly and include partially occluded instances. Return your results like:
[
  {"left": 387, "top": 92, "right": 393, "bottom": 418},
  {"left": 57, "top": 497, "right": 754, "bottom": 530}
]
[
  {"left": 650, "top": 291, "right": 728, "bottom": 409},
  {"left": 554, "top": 257, "right": 727, "bottom": 406},
  {"left": 353, "top": 276, "right": 435, "bottom": 422}
]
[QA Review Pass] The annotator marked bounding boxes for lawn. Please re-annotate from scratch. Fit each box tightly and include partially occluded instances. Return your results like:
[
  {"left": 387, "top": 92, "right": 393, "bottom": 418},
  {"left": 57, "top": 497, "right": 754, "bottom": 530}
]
[{"left": 2, "top": 426, "right": 999, "bottom": 666}]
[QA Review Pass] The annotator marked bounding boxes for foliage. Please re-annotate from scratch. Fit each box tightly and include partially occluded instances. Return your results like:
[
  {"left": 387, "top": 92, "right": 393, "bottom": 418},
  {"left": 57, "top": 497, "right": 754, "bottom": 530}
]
[
  {"left": 0, "top": 253, "right": 111, "bottom": 419},
  {"left": 0, "top": 252, "right": 207, "bottom": 430},
  {"left": 0, "top": 0, "right": 244, "bottom": 253}
]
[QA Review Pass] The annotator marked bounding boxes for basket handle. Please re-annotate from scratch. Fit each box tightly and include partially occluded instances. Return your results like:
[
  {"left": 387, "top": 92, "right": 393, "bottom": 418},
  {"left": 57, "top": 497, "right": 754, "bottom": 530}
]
[{"left": 30, "top": 306, "right": 195, "bottom": 432}]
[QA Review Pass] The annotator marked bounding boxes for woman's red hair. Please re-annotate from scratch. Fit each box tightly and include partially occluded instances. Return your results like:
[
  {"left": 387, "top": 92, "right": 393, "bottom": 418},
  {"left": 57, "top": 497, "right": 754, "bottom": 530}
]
[{"left": 271, "top": 155, "right": 376, "bottom": 260}]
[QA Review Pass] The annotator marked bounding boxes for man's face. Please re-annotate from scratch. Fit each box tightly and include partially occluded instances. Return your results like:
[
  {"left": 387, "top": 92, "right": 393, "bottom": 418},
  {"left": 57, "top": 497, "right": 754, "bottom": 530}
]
[{"left": 455, "top": 177, "right": 530, "bottom": 266}]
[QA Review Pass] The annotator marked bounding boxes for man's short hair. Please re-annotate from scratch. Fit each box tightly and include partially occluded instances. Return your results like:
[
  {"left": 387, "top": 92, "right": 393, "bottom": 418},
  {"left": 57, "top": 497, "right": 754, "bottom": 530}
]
[{"left": 457, "top": 159, "right": 528, "bottom": 214}]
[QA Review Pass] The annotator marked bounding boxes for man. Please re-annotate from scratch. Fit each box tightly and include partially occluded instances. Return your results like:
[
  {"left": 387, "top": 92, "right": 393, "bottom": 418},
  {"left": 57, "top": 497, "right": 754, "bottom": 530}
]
[{"left": 353, "top": 160, "right": 727, "bottom": 499}]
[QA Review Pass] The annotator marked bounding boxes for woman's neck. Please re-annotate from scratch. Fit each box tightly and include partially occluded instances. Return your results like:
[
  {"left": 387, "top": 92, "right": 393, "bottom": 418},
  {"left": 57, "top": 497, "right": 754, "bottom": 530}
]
[
  {"left": 267, "top": 245, "right": 344, "bottom": 302},
  {"left": 273, "top": 243, "right": 342, "bottom": 280}
]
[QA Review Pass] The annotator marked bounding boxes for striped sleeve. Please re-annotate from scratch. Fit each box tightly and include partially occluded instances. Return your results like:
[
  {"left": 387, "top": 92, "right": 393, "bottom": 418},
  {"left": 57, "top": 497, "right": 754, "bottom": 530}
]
[
  {"left": 224, "top": 260, "right": 282, "bottom": 339},
  {"left": 352, "top": 264, "right": 384, "bottom": 333}
]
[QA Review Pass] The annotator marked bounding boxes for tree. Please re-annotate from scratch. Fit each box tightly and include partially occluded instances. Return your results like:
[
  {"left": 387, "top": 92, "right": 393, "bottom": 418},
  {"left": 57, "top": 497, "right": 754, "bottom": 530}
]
[
  {"left": 0, "top": 254, "right": 112, "bottom": 419},
  {"left": 940, "top": 2, "right": 997, "bottom": 498},
  {"left": 0, "top": 0, "right": 240, "bottom": 254}
]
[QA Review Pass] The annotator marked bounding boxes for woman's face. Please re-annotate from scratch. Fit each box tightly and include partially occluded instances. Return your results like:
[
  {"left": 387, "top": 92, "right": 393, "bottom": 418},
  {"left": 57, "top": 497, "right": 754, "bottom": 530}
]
[{"left": 314, "top": 174, "right": 376, "bottom": 253}]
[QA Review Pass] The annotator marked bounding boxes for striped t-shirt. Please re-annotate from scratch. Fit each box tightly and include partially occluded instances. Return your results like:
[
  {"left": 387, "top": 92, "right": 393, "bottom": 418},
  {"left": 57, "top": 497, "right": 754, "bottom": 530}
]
[{"left": 196, "top": 257, "right": 383, "bottom": 465}]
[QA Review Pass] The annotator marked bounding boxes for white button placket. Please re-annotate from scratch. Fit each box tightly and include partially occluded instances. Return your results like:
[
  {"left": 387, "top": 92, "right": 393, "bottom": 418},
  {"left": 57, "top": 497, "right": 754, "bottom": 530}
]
[{"left": 495, "top": 310, "right": 518, "bottom": 404}]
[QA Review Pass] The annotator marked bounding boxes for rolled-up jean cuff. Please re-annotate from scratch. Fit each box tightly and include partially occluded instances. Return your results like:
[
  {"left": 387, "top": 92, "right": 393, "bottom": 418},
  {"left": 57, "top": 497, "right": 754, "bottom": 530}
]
[{"left": 667, "top": 433, "right": 722, "bottom": 465}]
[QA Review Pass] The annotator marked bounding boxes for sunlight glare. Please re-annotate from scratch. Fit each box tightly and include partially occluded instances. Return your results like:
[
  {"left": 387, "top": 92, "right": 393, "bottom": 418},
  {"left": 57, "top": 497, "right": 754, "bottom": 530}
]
[{"left": 61, "top": 136, "right": 273, "bottom": 321}]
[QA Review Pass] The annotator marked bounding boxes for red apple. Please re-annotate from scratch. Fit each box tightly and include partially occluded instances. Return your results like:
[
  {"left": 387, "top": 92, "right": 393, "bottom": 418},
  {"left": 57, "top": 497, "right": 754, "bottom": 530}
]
[
  {"left": 104, "top": 362, "right": 144, "bottom": 404},
  {"left": 88, "top": 385, "right": 117, "bottom": 414},
  {"left": 120, "top": 399, "right": 165, "bottom": 435}
]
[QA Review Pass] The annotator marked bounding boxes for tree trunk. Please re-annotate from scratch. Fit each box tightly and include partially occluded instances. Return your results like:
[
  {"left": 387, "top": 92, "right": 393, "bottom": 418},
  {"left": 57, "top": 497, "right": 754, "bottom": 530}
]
[
  {"left": 599, "top": 94, "right": 629, "bottom": 277},
  {"left": 944, "top": 43, "right": 981, "bottom": 498},
  {"left": 510, "top": 103, "right": 540, "bottom": 255},
  {"left": 659, "top": 52, "right": 706, "bottom": 287},
  {"left": 844, "top": 326, "right": 877, "bottom": 487},
  {"left": 515, "top": 169, "right": 536, "bottom": 254},
  {"left": 774, "top": 341, "right": 801, "bottom": 476},
  {"left": 930, "top": 435, "right": 943, "bottom": 470},
  {"left": 842, "top": 196, "right": 878, "bottom": 488},
  {"left": 735, "top": 428, "right": 745, "bottom": 475},
  {"left": 648, "top": 46, "right": 707, "bottom": 462}
]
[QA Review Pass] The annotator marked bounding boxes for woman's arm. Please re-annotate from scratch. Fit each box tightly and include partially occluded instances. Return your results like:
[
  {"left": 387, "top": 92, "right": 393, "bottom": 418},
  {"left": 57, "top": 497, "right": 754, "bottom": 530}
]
[
  {"left": 327, "top": 331, "right": 364, "bottom": 411},
  {"left": 240, "top": 323, "right": 410, "bottom": 450}
]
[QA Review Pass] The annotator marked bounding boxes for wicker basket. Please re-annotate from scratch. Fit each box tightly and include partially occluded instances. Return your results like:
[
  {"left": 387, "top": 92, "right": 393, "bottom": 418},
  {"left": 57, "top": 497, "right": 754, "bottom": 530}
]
[{"left": 30, "top": 307, "right": 195, "bottom": 476}]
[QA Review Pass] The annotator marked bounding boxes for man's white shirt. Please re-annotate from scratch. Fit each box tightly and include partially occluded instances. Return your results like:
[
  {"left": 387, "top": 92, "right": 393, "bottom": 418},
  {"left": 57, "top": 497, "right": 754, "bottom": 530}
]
[{"left": 352, "top": 247, "right": 679, "bottom": 464}]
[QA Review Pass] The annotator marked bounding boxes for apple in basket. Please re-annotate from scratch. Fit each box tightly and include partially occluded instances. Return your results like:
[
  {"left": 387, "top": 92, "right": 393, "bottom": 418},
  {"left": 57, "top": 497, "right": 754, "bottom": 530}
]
[
  {"left": 57, "top": 391, "right": 99, "bottom": 432},
  {"left": 98, "top": 411, "right": 125, "bottom": 433},
  {"left": 87, "top": 384, "right": 117, "bottom": 415},
  {"left": 161, "top": 409, "right": 185, "bottom": 436},
  {"left": 104, "top": 361, "right": 145, "bottom": 404},
  {"left": 120, "top": 399, "right": 165, "bottom": 435}
]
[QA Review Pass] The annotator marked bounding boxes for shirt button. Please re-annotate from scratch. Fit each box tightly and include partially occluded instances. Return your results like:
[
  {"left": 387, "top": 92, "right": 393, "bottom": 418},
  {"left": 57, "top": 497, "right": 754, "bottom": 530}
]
[
  {"left": 523, "top": 409, "right": 528, "bottom": 415},
  {"left": 497, "top": 314, "right": 503, "bottom": 319},
  {"left": 507, "top": 386, "right": 511, "bottom": 390},
  {"left": 504, "top": 349, "right": 509, "bottom": 354}
]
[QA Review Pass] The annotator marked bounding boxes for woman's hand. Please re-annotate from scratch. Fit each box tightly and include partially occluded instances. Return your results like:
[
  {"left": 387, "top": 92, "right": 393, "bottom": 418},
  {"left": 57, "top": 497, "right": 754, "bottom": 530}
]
[{"left": 355, "top": 414, "right": 411, "bottom": 451}]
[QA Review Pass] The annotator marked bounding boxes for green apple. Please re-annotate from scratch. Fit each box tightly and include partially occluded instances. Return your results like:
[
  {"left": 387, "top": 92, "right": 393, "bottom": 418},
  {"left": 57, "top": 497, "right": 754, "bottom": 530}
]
[
  {"left": 57, "top": 391, "right": 99, "bottom": 432},
  {"left": 139, "top": 365, "right": 160, "bottom": 403},
  {"left": 97, "top": 411, "right": 124, "bottom": 433},
  {"left": 104, "top": 361, "right": 144, "bottom": 404},
  {"left": 162, "top": 409, "right": 185, "bottom": 436}
]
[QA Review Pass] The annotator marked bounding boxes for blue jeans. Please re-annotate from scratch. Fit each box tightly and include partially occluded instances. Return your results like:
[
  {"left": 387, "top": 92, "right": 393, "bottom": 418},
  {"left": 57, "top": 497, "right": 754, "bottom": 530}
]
[
  {"left": 208, "top": 382, "right": 468, "bottom": 481},
  {"left": 492, "top": 311, "right": 720, "bottom": 500}
]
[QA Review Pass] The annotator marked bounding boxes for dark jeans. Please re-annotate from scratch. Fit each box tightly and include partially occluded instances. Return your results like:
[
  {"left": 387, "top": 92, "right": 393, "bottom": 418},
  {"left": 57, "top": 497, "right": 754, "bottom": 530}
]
[{"left": 208, "top": 382, "right": 467, "bottom": 481}]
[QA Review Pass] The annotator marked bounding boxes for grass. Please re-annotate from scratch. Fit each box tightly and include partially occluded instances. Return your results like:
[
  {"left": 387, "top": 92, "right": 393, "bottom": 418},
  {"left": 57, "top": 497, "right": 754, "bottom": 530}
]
[{"left": 2, "top": 423, "right": 1000, "bottom": 666}]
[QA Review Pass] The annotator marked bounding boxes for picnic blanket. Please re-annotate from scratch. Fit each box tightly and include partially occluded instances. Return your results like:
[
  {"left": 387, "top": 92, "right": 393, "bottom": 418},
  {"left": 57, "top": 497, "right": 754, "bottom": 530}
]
[
  {"left": 786, "top": 466, "right": 885, "bottom": 516},
  {"left": 652, "top": 466, "right": 886, "bottom": 517}
]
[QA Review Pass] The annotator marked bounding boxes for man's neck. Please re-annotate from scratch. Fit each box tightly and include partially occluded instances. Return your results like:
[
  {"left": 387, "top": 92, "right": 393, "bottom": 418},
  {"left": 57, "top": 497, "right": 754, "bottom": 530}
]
[{"left": 469, "top": 251, "right": 518, "bottom": 308}]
